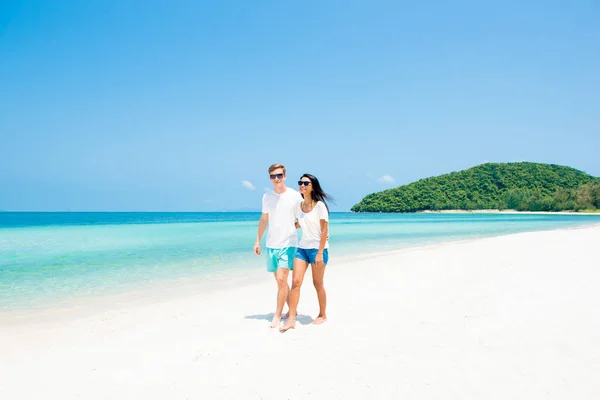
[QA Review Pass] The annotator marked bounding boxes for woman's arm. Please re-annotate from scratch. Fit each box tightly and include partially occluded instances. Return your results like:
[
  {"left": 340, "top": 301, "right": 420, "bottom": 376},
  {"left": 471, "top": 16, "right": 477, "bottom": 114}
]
[{"left": 316, "top": 219, "right": 328, "bottom": 266}]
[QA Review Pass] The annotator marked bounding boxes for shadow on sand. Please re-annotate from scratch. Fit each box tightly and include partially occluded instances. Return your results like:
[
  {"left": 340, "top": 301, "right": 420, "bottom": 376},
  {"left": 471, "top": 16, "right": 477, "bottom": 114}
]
[{"left": 245, "top": 313, "right": 314, "bottom": 325}]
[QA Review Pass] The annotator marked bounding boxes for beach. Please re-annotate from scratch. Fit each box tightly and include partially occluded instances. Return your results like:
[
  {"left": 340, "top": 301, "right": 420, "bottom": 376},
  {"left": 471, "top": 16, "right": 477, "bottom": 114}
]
[{"left": 1, "top": 225, "right": 599, "bottom": 399}]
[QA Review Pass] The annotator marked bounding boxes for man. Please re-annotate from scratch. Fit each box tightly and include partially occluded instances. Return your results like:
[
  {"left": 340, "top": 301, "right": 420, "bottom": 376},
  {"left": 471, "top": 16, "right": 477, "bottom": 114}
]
[{"left": 254, "top": 163, "right": 303, "bottom": 328}]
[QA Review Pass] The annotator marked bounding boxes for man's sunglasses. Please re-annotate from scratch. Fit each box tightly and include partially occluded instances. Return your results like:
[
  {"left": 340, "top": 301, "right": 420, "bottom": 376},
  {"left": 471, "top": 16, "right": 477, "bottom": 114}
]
[
  {"left": 298, "top": 181, "right": 311, "bottom": 186},
  {"left": 269, "top": 173, "right": 284, "bottom": 180}
]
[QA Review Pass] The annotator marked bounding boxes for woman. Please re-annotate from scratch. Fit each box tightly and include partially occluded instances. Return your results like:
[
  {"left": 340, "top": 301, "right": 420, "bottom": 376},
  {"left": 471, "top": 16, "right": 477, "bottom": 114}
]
[{"left": 280, "top": 173, "right": 333, "bottom": 332}]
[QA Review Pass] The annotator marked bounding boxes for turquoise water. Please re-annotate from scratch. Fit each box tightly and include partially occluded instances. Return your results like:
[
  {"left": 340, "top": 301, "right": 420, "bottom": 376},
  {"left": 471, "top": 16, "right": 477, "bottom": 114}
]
[{"left": 1, "top": 212, "right": 599, "bottom": 311}]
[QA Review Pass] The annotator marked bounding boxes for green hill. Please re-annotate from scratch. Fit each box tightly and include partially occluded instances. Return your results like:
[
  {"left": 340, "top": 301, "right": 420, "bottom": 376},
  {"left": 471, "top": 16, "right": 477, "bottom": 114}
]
[{"left": 351, "top": 162, "right": 600, "bottom": 213}]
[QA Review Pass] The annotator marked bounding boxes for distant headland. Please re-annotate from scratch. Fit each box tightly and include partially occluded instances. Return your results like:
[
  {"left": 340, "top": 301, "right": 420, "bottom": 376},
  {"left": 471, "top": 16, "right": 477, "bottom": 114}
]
[{"left": 351, "top": 162, "right": 600, "bottom": 213}]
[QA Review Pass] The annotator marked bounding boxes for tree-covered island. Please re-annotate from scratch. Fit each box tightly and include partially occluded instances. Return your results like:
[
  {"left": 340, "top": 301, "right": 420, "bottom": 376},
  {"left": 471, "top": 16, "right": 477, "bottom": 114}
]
[{"left": 351, "top": 162, "right": 600, "bottom": 213}]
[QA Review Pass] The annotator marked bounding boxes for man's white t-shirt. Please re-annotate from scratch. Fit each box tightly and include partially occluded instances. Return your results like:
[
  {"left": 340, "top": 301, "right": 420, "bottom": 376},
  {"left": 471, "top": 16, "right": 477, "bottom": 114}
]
[
  {"left": 262, "top": 188, "right": 303, "bottom": 248},
  {"left": 297, "top": 201, "right": 329, "bottom": 250}
]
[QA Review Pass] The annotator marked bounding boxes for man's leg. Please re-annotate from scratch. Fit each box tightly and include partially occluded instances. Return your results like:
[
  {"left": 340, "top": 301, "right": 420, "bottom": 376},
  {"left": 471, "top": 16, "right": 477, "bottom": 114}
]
[
  {"left": 270, "top": 267, "right": 290, "bottom": 328},
  {"left": 280, "top": 247, "right": 296, "bottom": 319},
  {"left": 280, "top": 257, "right": 309, "bottom": 332},
  {"left": 281, "top": 289, "right": 291, "bottom": 320}
]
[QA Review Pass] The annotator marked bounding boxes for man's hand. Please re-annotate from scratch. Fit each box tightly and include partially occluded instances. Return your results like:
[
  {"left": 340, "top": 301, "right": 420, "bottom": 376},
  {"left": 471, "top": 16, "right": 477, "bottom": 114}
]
[{"left": 253, "top": 242, "right": 261, "bottom": 256}]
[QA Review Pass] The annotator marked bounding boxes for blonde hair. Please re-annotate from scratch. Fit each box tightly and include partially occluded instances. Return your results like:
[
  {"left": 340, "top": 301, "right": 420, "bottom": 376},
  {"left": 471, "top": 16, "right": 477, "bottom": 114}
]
[{"left": 268, "top": 163, "right": 286, "bottom": 175}]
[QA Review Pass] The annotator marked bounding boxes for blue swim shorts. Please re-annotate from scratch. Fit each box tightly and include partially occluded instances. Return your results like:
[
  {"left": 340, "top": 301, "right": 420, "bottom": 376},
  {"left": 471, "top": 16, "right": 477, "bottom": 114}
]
[
  {"left": 295, "top": 248, "right": 329, "bottom": 265},
  {"left": 266, "top": 247, "right": 296, "bottom": 273}
]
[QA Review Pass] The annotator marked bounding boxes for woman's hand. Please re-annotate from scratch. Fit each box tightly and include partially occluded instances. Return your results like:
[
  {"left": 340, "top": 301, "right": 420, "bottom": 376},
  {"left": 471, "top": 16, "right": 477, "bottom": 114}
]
[{"left": 315, "top": 252, "right": 324, "bottom": 266}]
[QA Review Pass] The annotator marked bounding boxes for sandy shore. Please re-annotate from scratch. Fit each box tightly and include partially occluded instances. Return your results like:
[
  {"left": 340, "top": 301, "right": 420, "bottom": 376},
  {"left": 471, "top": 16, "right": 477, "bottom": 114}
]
[
  {"left": 1, "top": 226, "right": 600, "bottom": 399},
  {"left": 417, "top": 209, "right": 600, "bottom": 215}
]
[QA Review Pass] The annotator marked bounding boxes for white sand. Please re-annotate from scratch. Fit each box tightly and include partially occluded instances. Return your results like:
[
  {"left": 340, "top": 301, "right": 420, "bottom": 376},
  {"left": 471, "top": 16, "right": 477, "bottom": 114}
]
[{"left": 1, "top": 226, "right": 600, "bottom": 399}]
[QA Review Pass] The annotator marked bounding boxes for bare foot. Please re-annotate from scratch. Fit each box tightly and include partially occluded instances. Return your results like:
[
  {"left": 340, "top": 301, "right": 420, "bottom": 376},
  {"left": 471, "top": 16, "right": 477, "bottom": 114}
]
[
  {"left": 279, "top": 319, "right": 296, "bottom": 332},
  {"left": 313, "top": 316, "right": 327, "bottom": 325},
  {"left": 269, "top": 315, "right": 281, "bottom": 329}
]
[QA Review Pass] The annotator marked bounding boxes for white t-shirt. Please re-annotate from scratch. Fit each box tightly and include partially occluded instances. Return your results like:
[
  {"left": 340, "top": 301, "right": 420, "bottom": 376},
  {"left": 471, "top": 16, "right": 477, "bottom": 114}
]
[
  {"left": 262, "top": 188, "right": 303, "bottom": 248},
  {"left": 298, "top": 200, "right": 329, "bottom": 250}
]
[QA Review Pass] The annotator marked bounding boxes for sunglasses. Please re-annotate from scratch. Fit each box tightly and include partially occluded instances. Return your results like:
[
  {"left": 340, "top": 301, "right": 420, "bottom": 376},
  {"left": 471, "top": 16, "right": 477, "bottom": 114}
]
[
  {"left": 269, "top": 173, "right": 284, "bottom": 180},
  {"left": 298, "top": 181, "right": 311, "bottom": 186}
]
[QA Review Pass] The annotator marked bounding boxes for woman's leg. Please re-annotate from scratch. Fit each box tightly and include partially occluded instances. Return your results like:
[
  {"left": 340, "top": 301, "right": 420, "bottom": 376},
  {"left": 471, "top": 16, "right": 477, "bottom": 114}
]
[
  {"left": 311, "top": 262, "right": 327, "bottom": 324},
  {"left": 280, "top": 258, "right": 308, "bottom": 331}
]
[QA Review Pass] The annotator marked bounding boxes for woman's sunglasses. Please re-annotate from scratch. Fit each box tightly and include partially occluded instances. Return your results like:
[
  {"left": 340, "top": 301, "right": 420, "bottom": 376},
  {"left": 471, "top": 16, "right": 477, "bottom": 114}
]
[
  {"left": 298, "top": 181, "right": 311, "bottom": 186},
  {"left": 269, "top": 173, "right": 284, "bottom": 180}
]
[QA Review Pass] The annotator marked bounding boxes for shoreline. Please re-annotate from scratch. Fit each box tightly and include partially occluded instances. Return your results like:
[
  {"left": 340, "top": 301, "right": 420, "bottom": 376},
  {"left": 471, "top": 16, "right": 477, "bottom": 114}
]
[
  {"left": 2, "top": 221, "right": 600, "bottom": 325},
  {"left": 416, "top": 209, "right": 600, "bottom": 215},
  {"left": 1, "top": 225, "right": 599, "bottom": 398}
]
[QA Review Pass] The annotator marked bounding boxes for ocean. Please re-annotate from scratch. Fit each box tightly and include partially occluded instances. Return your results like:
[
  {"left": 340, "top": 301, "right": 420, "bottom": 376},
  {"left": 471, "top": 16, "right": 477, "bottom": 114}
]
[{"left": 1, "top": 212, "right": 598, "bottom": 311}]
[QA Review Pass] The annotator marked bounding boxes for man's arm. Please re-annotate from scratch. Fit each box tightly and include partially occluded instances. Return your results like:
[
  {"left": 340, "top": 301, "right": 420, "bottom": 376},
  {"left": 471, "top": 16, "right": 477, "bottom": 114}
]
[
  {"left": 294, "top": 194, "right": 302, "bottom": 229},
  {"left": 254, "top": 213, "right": 269, "bottom": 255}
]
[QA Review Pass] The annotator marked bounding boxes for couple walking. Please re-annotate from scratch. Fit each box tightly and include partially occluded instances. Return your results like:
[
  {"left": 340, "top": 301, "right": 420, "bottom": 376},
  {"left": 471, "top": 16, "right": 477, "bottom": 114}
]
[{"left": 253, "top": 163, "right": 333, "bottom": 332}]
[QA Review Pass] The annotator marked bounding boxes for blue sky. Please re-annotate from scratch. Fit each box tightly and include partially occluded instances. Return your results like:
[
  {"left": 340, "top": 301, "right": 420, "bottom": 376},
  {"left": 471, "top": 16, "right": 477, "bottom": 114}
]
[{"left": 1, "top": 0, "right": 599, "bottom": 211}]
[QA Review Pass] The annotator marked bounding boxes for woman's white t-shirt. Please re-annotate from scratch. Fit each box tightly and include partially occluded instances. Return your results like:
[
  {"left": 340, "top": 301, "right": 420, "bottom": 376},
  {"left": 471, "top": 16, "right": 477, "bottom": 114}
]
[{"left": 297, "top": 201, "right": 329, "bottom": 250}]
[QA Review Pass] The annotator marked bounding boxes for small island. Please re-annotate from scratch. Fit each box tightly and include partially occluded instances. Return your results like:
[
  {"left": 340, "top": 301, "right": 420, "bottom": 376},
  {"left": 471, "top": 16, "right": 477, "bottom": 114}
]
[{"left": 351, "top": 162, "right": 600, "bottom": 213}]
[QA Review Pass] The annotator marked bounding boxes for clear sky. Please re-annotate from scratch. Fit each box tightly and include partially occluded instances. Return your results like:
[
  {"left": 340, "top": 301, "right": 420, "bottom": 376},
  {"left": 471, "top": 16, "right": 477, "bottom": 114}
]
[{"left": 1, "top": 0, "right": 599, "bottom": 211}]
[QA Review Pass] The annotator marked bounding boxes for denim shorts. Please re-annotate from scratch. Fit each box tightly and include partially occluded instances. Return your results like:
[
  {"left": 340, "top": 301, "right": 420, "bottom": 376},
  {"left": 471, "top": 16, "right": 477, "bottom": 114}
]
[{"left": 295, "top": 248, "right": 329, "bottom": 265}]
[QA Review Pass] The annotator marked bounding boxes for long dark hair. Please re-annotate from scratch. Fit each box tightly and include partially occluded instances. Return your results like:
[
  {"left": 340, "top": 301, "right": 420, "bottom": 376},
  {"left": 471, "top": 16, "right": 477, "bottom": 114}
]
[{"left": 300, "top": 173, "right": 334, "bottom": 212}]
